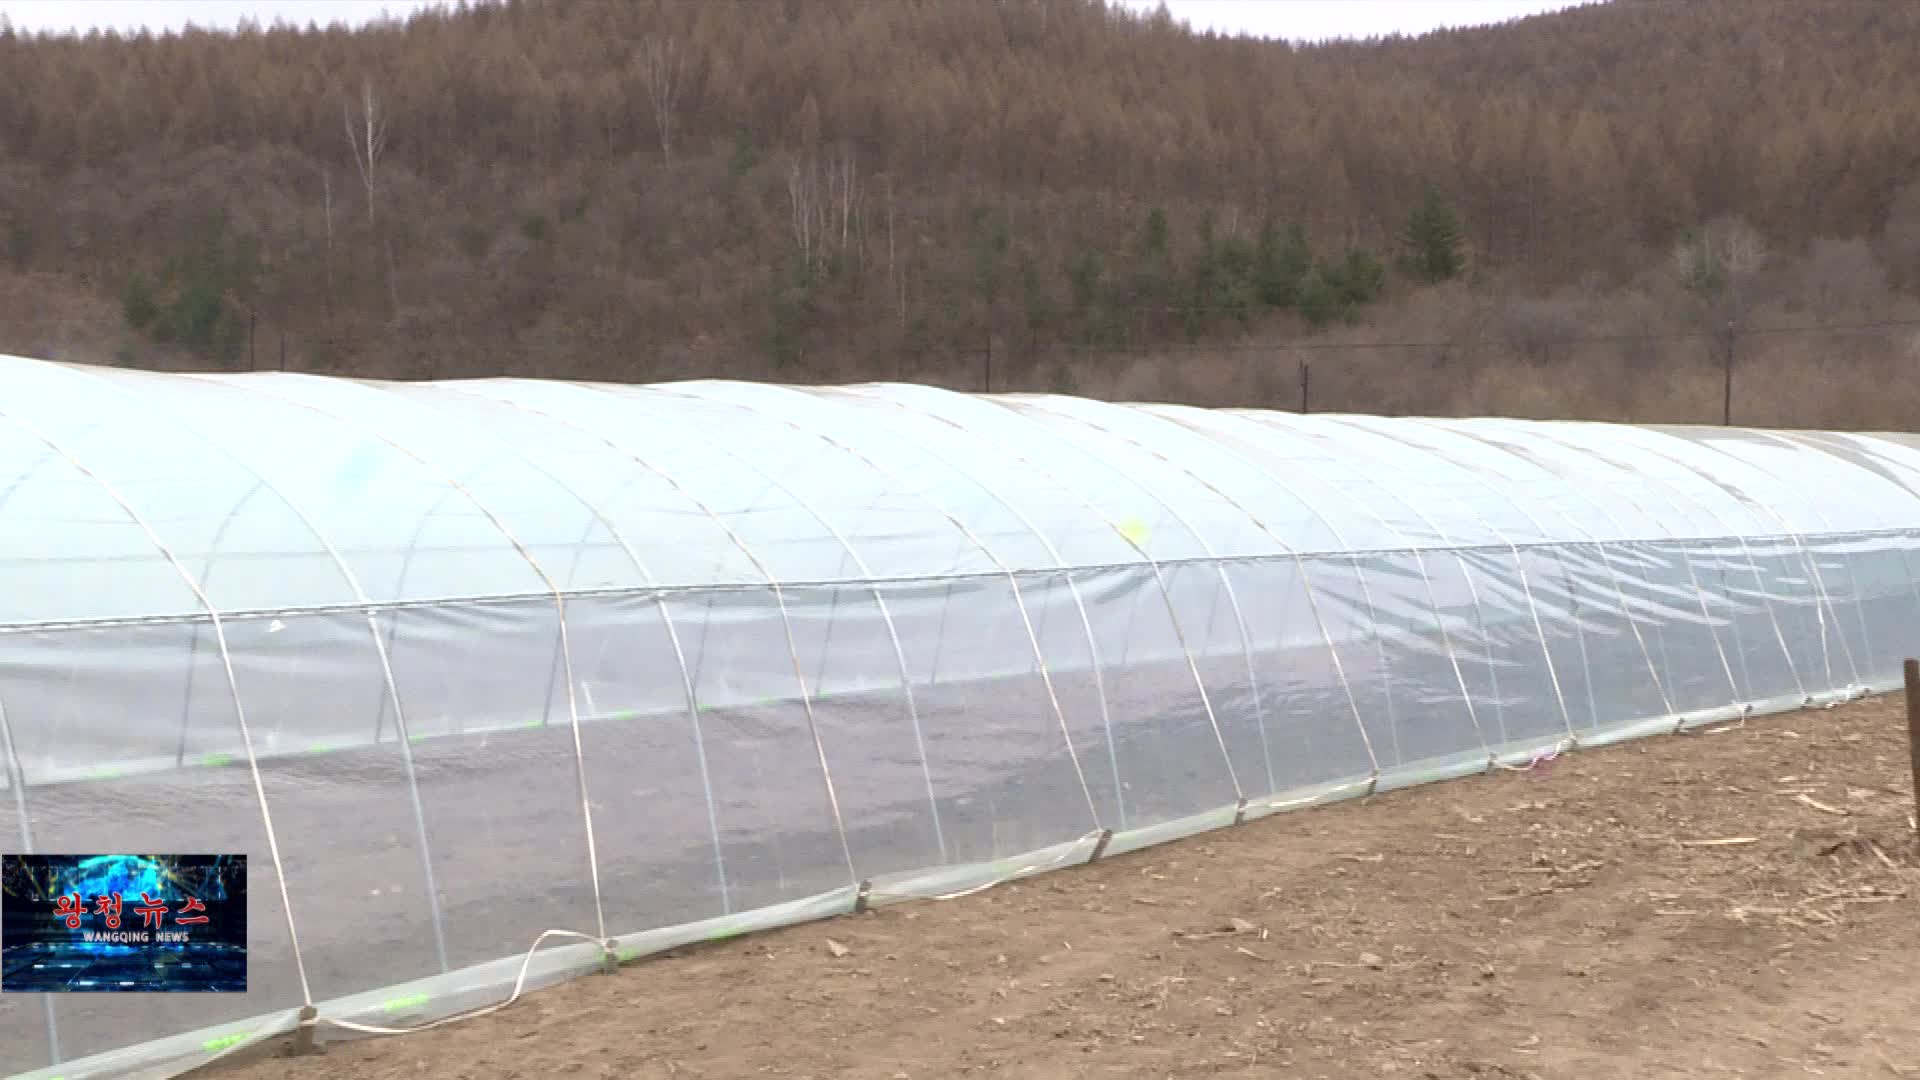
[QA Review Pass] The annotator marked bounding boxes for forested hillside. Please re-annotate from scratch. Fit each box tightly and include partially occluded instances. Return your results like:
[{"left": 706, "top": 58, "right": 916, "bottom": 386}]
[{"left": 3, "top": 0, "right": 1920, "bottom": 424}]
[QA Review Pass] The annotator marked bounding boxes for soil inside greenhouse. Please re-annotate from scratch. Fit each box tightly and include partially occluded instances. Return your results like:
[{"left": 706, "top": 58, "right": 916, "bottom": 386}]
[{"left": 202, "top": 695, "right": 1920, "bottom": 1080}]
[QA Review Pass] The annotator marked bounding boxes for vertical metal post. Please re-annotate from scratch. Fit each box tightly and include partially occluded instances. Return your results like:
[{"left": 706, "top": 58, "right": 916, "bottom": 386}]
[
  {"left": 1, "top": 697, "right": 63, "bottom": 1067},
  {"left": 1299, "top": 356, "right": 1311, "bottom": 414},
  {"left": 1905, "top": 658, "right": 1920, "bottom": 833},
  {"left": 1722, "top": 321, "right": 1735, "bottom": 426}
]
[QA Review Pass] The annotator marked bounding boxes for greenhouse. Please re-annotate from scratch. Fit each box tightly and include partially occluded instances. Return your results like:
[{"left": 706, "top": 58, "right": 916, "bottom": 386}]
[{"left": 3, "top": 350, "right": 1918, "bottom": 1078}]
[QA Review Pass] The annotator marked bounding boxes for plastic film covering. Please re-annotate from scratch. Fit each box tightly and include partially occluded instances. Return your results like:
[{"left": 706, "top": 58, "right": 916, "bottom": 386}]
[{"left": 3, "top": 352, "right": 1919, "bottom": 1077}]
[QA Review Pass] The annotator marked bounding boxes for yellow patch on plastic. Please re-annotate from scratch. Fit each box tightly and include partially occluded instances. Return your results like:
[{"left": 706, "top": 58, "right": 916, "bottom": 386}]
[{"left": 1117, "top": 517, "right": 1151, "bottom": 549}]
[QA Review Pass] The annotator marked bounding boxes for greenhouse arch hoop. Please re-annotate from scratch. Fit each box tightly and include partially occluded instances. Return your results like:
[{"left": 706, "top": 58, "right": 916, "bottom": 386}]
[{"left": 2, "top": 351, "right": 1917, "bottom": 1078}]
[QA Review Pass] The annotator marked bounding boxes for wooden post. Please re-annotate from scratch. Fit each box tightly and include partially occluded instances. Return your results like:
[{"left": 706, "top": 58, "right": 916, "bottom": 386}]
[{"left": 1905, "top": 658, "right": 1920, "bottom": 832}]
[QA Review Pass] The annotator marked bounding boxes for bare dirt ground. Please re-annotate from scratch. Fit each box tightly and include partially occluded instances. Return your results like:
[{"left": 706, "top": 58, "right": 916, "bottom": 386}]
[{"left": 208, "top": 695, "right": 1920, "bottom": 1080}]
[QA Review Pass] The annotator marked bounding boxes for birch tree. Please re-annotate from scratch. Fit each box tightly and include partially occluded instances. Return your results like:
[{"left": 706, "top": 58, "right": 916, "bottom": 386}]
[
  {"left": 641, "top": 36, "right": 681, "bottom": 164},
  {"left": 343, "top": 79, "right": 397, "bottom": 311},
  {"left": 343, "top": 79, "right": 387, "bottom": 226}
]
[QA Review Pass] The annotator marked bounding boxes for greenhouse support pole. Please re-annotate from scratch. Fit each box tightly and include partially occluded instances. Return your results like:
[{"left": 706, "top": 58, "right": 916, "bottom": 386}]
[
  {"left": 645, "top": 599, "right": 733, "bottom": 912},
  {"left": 54, "top": 362, "right": 458, "bottom": 985},
  {"left": 367, "top": 485, "right": 466, "bottom": 742},
  {"left": 852, "top": 391, "right": 1136, "bottom": 828},
  {"left": 174, "top": 621, "right": 206, "bottom": 766},
  {"left": 176, "top": 480, "right": 275, "bottom": 766},
  {"left": 1009, "top": 402, "right": 1367, "bottom": 796},
  {"left": 1221, "top": 413, "right": 1505, "bottom": 749},
  {"left": 363, "top": 612, "right": 452, "bottom": 974},
  {"left": 443, "top": 387, "right": 832, "bottom": 904},
  {"left": 0, "top": 697, "right": 63, "bottom": 1067},
  {"left": 678, "top": 388, "right": 1110, "bottom": 836},
  {"left": 1608, "top": 435, "right": 1806, "bottom": 702},
  {"left": 0, "top": 409, "right": 322, "bottom": 1023}
]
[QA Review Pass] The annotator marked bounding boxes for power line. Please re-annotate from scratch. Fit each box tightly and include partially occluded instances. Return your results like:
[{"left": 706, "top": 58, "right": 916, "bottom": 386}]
[{"left": 866, "top": 309, "right": 1920, "bottom": 355}]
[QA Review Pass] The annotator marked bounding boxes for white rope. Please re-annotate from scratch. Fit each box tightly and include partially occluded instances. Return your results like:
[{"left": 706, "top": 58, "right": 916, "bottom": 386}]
[{"left": 317, "top": 929, "right": 607, "bottom": 1037}]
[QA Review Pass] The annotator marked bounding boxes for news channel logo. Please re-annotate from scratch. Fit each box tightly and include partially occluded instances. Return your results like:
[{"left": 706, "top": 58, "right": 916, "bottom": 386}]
[{"left": 1, "top": 853, "right": 248, "bottom": 993}]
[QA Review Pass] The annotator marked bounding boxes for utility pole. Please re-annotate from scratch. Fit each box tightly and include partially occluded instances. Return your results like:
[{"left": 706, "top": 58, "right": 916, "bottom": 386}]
[{"left": 1722, "top": 319, "right": 1736, "bottom": 426}]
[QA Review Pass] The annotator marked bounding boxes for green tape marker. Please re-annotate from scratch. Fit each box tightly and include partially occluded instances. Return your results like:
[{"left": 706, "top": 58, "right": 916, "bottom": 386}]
[
  {"left": 407, "top": 734, "right": 426, "bottom": 744},
  {"left": 705, "top": 927, "right": 746, "bottom": 943},
  {"left": 202, "top": 1033, "right": 245, "bottom": 1052},
  {"left": 383, "top": 992, "right": 430, "bottom": 1013},
  {"left": 199, "top": 752, "right": 233, "bottom": 768},
  {"left": 616, "top": 947, "right": 639, "bottom": 963},
  {"left": 524, "top": 720, "right": 540, "bottom": 729},
  {"left": 89, "top": 767, "right": 121, "bottom": 781},
  {"left": 612, "top": 710, "right": 639, "bottom": 721},
  {"left": 306, "top": 743, "right": 333, "bottom": 754}
]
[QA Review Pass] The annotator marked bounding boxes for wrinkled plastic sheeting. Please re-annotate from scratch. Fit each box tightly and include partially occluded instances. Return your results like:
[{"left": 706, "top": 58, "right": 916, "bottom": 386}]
[{"left": 3, "top": 529, "right": 1914, "bottom": 1078}]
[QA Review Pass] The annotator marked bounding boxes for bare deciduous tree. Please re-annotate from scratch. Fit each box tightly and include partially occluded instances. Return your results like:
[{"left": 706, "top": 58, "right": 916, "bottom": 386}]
[
  {"left": 321, "top": 166, "right": 335, "bottom": 312},
  {"left": 343, "top": 79, "right": 397, "bottom": 312},
  {"left": 1673, "top": 216, "right": 1767, "bottom": 328},
  {"left": 885, "top": 172, "right": 904, "bottom": 329},
  {"left": 828, "top": 144, "right": 858, "bottom": 255},
  {"left": 343, "top": 79, "right": 387, "bottom": 225},
  {"left": 787, "top": 160, "right": 818, "bottom": 271},
  {"left": 641, "top": 36, "right": 681, "bottom": 165},
  {"left": 786, "top": 143, "right": 863, "bottom": 275}
]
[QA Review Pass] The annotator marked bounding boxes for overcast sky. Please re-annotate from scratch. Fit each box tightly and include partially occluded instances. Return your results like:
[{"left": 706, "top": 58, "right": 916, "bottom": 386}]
[{"left": 0, "top": 1, "right": 1590, "bottom": 42}]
